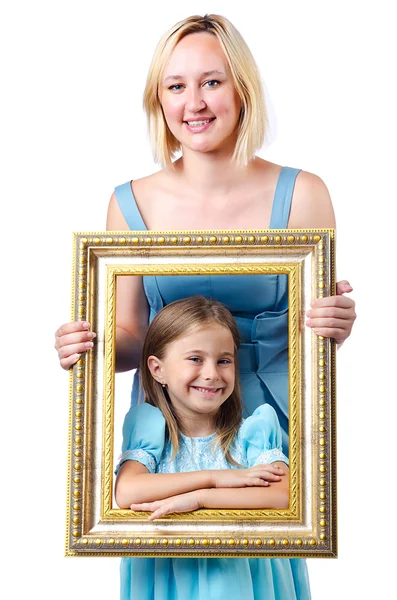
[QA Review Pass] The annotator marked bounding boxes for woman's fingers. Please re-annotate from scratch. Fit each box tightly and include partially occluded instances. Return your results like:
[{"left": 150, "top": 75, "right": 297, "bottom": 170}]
[
  {"left": 55, "top": 322, "right": 96, "bottom": 370},
  {"left": 60, "top": 353, "right": 82, "bottom": 370},
  {"left": 309, "top": 295, "right": 355, "bottom": 311},
  {"left": 335, "top": 280, "right": 353, "bottom": 294},
  {"left": 306, "top": 294, "right": 356, "bottom": 344},
  {"left": 55, "top": 321, "right": 91, "bottom": 340}
]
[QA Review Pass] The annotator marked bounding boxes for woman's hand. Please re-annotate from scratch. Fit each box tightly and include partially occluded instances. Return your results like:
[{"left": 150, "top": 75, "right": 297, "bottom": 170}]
[
  {"left": 306, "top": 280, "right": 356, "bottom": 345},
  {"left": 212, "top": 464, "right": 285, "bottom": 489},
  {"left": 54, "top": 321, "right": 96, "bottom": 370},
  {"left": 130, "top": 491, "right": 202, "bottom": 520}
]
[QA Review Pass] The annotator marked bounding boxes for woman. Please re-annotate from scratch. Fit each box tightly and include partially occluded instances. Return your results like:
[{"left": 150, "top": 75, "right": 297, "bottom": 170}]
[{"left": 55, "top": 14, "right": 356, "bottom": 598}]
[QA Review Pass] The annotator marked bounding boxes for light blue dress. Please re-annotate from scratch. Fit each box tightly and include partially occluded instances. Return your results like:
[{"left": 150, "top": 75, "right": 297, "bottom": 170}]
[
  {"left": 114, "top": 167, "right": 311, "bottom": 599},
  {"left": 117, "top": 403, "right": 298, "bottom": 600}
]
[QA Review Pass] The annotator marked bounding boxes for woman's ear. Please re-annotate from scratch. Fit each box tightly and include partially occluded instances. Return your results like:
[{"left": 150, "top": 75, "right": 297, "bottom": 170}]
[{"left": 147, "top": 355, "right": 164, "bottom": 383}]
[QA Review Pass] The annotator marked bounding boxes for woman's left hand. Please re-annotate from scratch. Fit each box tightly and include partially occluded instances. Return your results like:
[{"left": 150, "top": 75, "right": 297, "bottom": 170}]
[
  {"left": 130, "top": 491, "right": 201, "bottom": 520},
  {"left": 306, "top": 280, "right": 356, "bottom": 345}
]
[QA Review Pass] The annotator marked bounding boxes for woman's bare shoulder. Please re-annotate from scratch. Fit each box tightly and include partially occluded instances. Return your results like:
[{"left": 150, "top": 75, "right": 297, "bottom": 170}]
[
  {"left": 106, "top": 170, "right": 167, "bottom": 229},
  {"left": 132, "top": 169, "right": 169, "bottom": 196},
  {"left": 289, "top": 170, "right": 336, "bottom": 228}
]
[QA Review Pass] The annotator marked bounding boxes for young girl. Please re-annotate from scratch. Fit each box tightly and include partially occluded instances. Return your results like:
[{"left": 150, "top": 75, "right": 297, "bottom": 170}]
[{"left": 115, "top": 296, "right": 307, "bottom": 600}]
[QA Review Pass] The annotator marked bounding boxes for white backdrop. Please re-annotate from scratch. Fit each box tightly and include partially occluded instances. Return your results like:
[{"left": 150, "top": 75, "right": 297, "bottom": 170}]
[{"left": 2, "top": 1, "right": 396, "bottom": 597}]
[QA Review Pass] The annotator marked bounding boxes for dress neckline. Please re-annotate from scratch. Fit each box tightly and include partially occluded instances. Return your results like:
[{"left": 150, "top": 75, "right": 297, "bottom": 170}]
[
  {"left": 179, "top": 431, "right": 216, "bottom": 442},
  {"left": 125, "top": 165, "right": 295, "bottom": 231}
]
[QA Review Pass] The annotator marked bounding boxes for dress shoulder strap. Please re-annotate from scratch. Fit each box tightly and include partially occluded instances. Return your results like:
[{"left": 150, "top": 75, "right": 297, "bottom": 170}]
[
  {"left": 269, "top": 167, "right": 301, "bottom": 229},
  {"left": 114, "top": 182, "right": 147, "bottom": 231}
]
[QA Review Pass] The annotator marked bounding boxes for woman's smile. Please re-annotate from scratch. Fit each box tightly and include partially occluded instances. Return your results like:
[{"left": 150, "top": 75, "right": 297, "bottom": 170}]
[{"left": 184, "top": 117, "right": 216, "bottom": 133}]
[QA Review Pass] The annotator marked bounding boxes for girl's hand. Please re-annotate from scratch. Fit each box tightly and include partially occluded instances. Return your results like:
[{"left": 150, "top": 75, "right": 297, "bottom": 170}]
[
  {"left": 212, "top": 464, "right": 285, "bottom": 489},
  {"left": 54, "top": 321, "right": 96, "bottom": 370},
  {"left": 130, "top": 491, "right": 201, "bottom": 520},
  {"left": 306, "top": 280, "right": 356, "bottom": 345}
]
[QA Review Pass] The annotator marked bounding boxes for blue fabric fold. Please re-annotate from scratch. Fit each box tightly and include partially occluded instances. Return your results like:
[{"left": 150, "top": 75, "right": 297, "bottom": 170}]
[
  {"left": 240, "top": 405, "right": 288, "bottom": 466},
  {"left": 118, "top": 403, "right": 165, "bottom": 472}
]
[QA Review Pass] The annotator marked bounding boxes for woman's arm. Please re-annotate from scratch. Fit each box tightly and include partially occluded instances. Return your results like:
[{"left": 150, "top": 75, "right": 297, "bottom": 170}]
[
  {"left": 130, "top": 462, "right": 289, "bottom": 519},
  {"left": 55, "top": 192, "right": 149, "bottom": 371},
  {"left": 106, "top": 192, "right": 149, "bottom": 371},
  {"left": 288, "top": 172, "right": 356, "bottom": 345},
  {"left": 115, "top": 460, "right": 285, "bottom": 509}
]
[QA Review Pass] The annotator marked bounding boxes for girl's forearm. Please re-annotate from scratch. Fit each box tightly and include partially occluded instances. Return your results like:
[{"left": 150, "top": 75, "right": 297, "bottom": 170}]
[
  {"left": 115, "top": 467, "right": 216, "bottom": 508},
  {"left": 197, "top": 484, "right": 289, "bottom": 510}
]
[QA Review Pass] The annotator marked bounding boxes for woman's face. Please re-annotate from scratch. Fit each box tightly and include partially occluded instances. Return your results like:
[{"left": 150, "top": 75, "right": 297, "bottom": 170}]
[{"left": 160, "top": 32, "right": 241, "bottom": 157}]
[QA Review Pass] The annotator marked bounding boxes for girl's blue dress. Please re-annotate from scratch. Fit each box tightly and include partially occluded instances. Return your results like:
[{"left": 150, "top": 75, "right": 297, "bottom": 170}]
[{"left": 114, "top": 167, "right": 311, "bottom": 599}]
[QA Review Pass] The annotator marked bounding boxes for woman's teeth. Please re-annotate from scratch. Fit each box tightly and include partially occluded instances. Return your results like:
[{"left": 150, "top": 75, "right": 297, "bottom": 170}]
[{"left": 186, "top": 119, "right": 211, "bottom": 126}]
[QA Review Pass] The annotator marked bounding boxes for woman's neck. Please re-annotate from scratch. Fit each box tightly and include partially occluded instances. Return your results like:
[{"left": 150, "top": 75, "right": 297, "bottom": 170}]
[{"left": 171, "top": 150, "right": 254, "bottom": 199}]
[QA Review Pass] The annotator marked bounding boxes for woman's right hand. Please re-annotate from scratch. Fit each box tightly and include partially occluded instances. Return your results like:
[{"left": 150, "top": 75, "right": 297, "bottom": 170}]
[
  {"left": 212, "top": 464, "right": 285, "bottom": 489},
  {"left": 54, "top": 321, "right": 96, "bottom": 370}
]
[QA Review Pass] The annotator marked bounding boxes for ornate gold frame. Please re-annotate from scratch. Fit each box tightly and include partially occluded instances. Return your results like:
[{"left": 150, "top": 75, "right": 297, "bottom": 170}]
[{"left": 66, "top": 229, "right": 336, "bottom": 557}]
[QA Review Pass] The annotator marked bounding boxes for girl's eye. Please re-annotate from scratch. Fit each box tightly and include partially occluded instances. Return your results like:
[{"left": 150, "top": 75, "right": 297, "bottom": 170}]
[
  {"left": 218, "top": 359, "right": 233, "bottom": 365},
  {"left": 188, "top": 356, "right": 202, "bottom": 363}
]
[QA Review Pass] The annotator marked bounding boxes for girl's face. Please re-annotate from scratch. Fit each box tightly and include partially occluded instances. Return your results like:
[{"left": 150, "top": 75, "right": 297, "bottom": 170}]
[
  {"left": 160, "top": 32, "right": 241, "bottom": 157},
  {"left": 148, "top": 323, "right": 236, "bottom": 426}
]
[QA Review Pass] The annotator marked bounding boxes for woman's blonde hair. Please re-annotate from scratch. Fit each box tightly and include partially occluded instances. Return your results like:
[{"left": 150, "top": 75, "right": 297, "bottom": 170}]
[
  {"left": 139, "top": 296, "right": 243, "bottom": 465},
  {"left": 143, "top": 14, "right": 267, "bottom": 168}
]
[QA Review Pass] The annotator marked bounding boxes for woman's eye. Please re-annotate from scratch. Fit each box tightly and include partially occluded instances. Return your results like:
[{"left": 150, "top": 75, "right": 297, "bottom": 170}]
[
  {"left": 169, "top": 84, "right": 184, "bottom": 92},
  {"left": 204, "top": 80, "right": 220, "bottom": 88}
]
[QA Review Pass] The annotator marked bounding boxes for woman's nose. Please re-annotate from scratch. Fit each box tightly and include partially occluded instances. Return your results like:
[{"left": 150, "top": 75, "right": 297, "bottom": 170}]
[{"left": 185, "top": 87, "right": 206, "bottom": 113}]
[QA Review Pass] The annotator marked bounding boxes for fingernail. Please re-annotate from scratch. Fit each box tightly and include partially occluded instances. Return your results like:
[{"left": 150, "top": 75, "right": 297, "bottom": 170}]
[
  {"left": 306, "top": 310, "right": 311, "bottom": 318},
  {"left": 85, "top": 342, "right": 94, "bottom": 349},
  {"left": 87, "top": 332, "right": 96, "bottom": 339},
  {"left": 310, "top": 301, "right": 316, "bottom": 308},
  {"left": 82, "top": 322, "right": 90, "bottom": 329}
]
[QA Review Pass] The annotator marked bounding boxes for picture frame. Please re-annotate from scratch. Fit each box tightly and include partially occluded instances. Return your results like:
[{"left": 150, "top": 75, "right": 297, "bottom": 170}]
[{"left": 66, "top": 229, "right": 336, "bottom": 558}]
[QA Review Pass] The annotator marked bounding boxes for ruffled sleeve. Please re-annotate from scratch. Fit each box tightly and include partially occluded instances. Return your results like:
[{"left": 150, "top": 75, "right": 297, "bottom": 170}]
[
  {"left": 239, "top": 404, "right": 288, "bottom": 467},
  {"left": 115, "top": 403, "right": 166, "bottom": 474}
]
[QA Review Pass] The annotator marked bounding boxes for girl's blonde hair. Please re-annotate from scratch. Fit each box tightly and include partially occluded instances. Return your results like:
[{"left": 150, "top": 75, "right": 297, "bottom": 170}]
[
  {"left": 143, "top": 14, "right": 267, "bottom": 168},
  {"left": 140, "top": 296, "right": 243, "bottom": 465}
]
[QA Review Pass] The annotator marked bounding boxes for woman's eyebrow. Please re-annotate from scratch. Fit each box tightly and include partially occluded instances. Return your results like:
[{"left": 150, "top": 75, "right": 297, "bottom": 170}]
[{"left": 163, "top": 70, "right": 225, "bottom": 83}]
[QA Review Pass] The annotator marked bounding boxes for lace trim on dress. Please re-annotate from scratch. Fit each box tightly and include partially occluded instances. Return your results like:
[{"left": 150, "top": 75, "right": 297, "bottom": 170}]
[
  {"left": 255, "top": 448, "right": 289, "bottom": 466},
  {"left": 117, "top": 449, "right": 156, "bottom": 472}
]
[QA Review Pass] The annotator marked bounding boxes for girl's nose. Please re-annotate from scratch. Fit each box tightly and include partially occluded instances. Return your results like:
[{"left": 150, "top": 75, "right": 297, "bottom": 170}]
[{"left": 203, "top": 362, "right": 220, "bottom": 381}]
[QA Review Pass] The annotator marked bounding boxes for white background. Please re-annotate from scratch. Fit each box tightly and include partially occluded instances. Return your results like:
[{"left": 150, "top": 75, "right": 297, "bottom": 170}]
[{"left": 2, "top": 0, "right": 396, "bottom": 597}]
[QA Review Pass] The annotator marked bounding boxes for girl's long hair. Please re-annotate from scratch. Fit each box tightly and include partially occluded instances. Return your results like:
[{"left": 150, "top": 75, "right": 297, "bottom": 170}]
[{"left": 139, "top": 296, "right": 243, "bottom": 465}]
